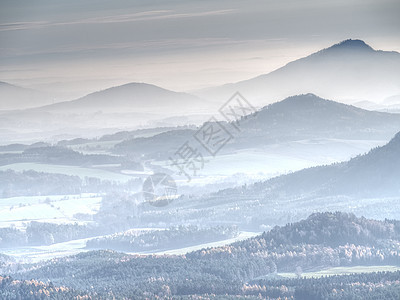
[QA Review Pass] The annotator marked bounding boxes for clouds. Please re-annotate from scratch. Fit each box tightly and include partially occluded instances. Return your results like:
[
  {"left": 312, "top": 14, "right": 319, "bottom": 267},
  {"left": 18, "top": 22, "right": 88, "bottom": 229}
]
[{"left": 0, "top": 9, "right": 236, "bottom": 32}]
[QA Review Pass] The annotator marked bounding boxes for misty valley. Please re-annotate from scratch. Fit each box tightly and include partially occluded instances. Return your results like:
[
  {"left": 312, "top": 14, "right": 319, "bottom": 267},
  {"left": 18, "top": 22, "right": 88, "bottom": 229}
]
[{"left": 1, "top": 3, "right": 400, "bottom": 298}]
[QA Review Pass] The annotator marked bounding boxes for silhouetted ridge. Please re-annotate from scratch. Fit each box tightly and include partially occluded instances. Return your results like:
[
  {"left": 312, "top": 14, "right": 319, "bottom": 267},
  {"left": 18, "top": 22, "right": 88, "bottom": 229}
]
[
  {"left": 89, "top": 82, "right": 172, "bottom": 96},
  {"left": 330, "top": 39, "right": 373, "bottom": 50},
  {"left": 277, "top": 93, "right": 331, "bottom": 106},
  {"left": 256, "top": 94, "right": 363, "bottom": 117},
  {"left": 32, "top": 81, "right": 205, "bottom": 113},
  {"left": 319, "top": 39, "right": 375, "bottom": 54}
]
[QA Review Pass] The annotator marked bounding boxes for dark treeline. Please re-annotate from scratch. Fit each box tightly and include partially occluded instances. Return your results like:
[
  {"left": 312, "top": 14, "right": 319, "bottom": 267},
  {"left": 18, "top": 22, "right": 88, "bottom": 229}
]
[{"left": 0, "top": 222, "right": 102, "bottom": 247}]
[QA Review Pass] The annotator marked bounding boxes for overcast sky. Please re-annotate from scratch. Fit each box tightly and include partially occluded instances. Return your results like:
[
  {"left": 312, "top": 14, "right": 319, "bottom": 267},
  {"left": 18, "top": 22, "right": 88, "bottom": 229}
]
[{"left": 1, "top": 0, "right": 399, "bottom": 99}]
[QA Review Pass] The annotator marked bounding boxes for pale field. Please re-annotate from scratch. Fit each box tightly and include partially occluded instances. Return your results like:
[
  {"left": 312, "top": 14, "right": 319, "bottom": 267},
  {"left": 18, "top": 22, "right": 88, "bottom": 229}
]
[
  {"left": 0, "top": 162, "right": 134, "bottom": 182},
  {"left": 0, "top": 193, "right": 102, "bottom": 228},
  {"left": 278, "top": 265, "right": 400, "bottom": 279}
]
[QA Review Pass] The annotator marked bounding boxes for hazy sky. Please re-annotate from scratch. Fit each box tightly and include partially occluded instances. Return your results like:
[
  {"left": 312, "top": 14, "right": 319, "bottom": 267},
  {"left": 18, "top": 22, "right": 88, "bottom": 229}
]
[{"left": 1, "top": 0, "right": 399, "bottom": 99}]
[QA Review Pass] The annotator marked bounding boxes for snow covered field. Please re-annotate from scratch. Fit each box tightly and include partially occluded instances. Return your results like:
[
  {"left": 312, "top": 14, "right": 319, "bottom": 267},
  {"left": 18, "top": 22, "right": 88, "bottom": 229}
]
[
  {"left": 0, "top": 193, "right": 102, "bottom": 228},
  {"left": 0, "top": 192, "right": 259, "bottom": 263}
]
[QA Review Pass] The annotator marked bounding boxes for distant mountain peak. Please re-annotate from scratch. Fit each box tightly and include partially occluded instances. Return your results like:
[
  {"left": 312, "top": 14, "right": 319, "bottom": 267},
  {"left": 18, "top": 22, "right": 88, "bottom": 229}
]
[
  {"left": 284, "top": 93, "right": 320, "bottom": 101},
  {"left": 114, "top": 82, "right": 161, "bottom": 89},
  {"left": 93, "top": 82, "right": 168, "bottom": 94},
  {"left": 33, "top": 81, "right": 207, "bottom": 113},
  {"left": 250, "top": 93, "right": 372, "bottom": 127},
  {"left": 277, "top": 93, "right": 332, "bottom": 107},
  {"left": 322, "top": 39, "right": 374, "bottom": 53}
]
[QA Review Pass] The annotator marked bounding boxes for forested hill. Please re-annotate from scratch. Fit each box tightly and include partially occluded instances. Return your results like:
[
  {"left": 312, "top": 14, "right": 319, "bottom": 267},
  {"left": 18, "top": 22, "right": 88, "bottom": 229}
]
[
  {"left": 260, "top": 211, "right": 400, "bottom": 247},
  {"left": 188, "top": 212, "right": 400, "bottom": 258},
  {"left": 11, "top": 212, "right": 400, "bottom": 299},
  {"left": 0, "top": 276, "right": 94, "bottom": 299}
]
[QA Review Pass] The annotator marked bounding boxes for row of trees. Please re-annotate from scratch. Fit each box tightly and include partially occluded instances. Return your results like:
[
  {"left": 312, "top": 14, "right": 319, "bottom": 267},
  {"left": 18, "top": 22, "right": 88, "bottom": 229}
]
[
  {"left": 0, "top": 222, "right": 102, "bottom": 247},
  {"left": 0, "top": 169, "right": 142, "bottom": 198}
]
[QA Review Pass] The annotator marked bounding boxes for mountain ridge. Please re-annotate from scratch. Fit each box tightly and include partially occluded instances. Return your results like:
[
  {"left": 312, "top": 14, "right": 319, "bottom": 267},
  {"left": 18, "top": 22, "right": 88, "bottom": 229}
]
[
  {"left": 113, "top": 93, "right": 400, "bottom": 157},
  {"left": 33, "top": 82, "right": 210, "bottom": 114},
  {"left": 196, "top": 39, "right": 400, "bottom": 105},
  {"left": 215, "top": 129, "right": 400, "bottom": 201},
  {"left": 237, "top": 93, "right": 400, "bottom": 142},
  {"left": 0, "top": 81, "right": 53, "bottom": 110}
]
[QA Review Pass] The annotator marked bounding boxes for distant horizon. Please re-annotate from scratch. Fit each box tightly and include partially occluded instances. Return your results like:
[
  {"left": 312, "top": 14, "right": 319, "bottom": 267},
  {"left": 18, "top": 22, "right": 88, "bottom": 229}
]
[
  {"left": 2, "top": 38, "right": 399, "bottom": 102},
  {"left": 1, "top": 0, "right": 399, "bottom": 99}
]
